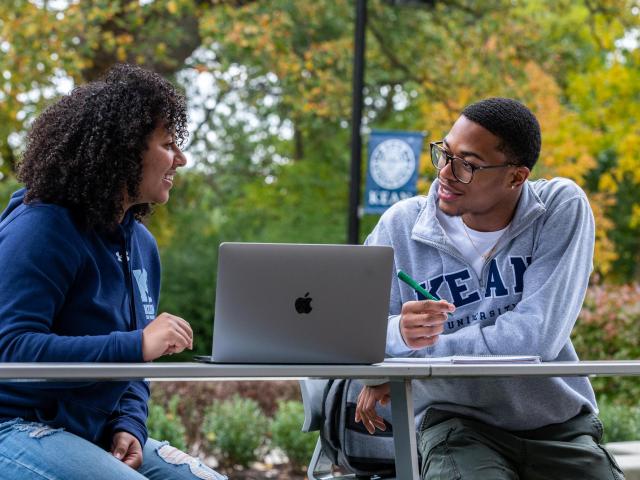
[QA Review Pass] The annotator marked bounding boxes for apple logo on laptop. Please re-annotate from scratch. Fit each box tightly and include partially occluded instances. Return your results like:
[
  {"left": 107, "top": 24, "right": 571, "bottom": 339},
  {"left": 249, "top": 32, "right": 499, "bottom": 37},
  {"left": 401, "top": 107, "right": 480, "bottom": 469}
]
[{"left": 295, "top": 292, "right": 313, "bottom": 314}]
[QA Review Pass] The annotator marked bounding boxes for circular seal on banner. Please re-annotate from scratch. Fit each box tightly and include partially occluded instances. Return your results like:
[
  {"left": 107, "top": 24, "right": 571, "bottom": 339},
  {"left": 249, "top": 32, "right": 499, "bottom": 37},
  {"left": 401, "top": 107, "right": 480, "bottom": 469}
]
[{"left": 370, "top": 139, "right": 416, "bottom": 190}]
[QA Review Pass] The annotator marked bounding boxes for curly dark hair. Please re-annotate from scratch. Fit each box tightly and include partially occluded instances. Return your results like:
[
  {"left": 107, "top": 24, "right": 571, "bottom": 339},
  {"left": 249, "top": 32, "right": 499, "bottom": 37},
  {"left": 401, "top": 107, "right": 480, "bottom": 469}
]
[
  {"left": 18, "top": 64, "right": 188, "bottom": 230},
  {"left": 462, "top": 97, "right": 541, "bottom": 170}
]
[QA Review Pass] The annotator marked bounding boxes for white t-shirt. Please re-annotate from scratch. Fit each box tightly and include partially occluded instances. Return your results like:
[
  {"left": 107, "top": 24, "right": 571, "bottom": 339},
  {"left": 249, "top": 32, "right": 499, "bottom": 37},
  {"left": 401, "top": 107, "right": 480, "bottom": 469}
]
[{"left": 436, "top": 208, "right": 508, "bottom": 278}]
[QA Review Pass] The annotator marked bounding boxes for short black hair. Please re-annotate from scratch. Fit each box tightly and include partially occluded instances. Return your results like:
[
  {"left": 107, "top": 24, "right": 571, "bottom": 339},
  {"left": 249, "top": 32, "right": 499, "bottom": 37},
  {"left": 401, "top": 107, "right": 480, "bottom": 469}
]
[
  {"left": 461, "top": 97, "right": 541, "bottom": 169},
  {"left": 18, "top": 64, "right": 187, "bottom": 230}
]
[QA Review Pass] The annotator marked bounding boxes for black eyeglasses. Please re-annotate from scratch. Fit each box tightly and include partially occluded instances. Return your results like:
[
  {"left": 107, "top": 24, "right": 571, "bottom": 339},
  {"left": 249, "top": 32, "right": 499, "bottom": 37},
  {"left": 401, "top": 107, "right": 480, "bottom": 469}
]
[{"left": 430, "top": 141, "right": 515, "bottom": 184}]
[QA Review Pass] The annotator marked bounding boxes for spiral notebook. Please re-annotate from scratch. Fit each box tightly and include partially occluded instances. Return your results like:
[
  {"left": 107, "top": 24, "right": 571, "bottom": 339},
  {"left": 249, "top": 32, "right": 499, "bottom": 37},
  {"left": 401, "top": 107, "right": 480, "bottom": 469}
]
[{"left": 383, "top": 355, "right": 541, "bottom": 364}]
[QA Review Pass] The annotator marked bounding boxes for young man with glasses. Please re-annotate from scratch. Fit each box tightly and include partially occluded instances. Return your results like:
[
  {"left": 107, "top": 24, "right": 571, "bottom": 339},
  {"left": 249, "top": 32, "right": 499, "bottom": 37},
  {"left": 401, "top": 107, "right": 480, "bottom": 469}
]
[{"left": 355, "top": 98, "right": 623, "bottom": 479}]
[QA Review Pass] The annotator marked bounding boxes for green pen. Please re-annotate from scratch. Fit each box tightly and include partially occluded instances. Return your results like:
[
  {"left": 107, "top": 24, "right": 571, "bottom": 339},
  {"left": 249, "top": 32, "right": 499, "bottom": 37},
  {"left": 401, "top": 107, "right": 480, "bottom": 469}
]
[{"left": 397, "top": 270, "right": 453, "bottom": 316}]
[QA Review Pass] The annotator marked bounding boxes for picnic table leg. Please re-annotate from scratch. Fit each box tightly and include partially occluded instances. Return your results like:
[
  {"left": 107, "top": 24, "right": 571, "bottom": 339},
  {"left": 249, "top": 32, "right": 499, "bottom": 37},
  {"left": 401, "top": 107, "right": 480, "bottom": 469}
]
[{"left": 390, "top": 378, "right": 419, "bottom": 480}]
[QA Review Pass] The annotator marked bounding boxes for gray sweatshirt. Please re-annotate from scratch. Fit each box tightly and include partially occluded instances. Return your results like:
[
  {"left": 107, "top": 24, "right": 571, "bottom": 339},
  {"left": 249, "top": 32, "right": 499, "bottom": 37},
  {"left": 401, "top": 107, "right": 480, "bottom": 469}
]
[{"left": 365, "top": 177, "right": 597, "bottom": 430}]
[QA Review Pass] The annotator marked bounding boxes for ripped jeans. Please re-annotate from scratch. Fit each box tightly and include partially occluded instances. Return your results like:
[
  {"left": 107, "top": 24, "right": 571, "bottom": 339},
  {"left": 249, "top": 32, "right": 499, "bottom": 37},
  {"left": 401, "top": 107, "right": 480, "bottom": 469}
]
[{"left": 0, "top": 418, "right": 227, "bottom": 480}]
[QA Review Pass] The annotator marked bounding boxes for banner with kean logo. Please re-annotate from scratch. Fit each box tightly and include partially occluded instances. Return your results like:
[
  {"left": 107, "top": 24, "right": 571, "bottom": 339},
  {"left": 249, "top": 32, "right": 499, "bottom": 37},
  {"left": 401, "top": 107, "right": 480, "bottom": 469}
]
[{"left": 364, "top": 130, "right": 424, "bottom": 214}]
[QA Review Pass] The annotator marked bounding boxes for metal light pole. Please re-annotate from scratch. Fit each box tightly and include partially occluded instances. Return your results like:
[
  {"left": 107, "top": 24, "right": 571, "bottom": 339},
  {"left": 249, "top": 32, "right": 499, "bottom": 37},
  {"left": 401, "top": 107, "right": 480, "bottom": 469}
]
[
  {"left": 347, "top": 0, "right": 434, "bottom": 244},
  {"left": 347, "top": 0, "right": 367, "bottom": 244}
]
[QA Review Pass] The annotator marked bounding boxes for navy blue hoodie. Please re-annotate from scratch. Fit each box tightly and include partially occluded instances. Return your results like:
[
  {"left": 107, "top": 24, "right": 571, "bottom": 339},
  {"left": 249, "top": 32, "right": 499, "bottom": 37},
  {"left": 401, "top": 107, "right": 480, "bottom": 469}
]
[{"left": 0, "top": 189, "right": 160, "bottom": 449}]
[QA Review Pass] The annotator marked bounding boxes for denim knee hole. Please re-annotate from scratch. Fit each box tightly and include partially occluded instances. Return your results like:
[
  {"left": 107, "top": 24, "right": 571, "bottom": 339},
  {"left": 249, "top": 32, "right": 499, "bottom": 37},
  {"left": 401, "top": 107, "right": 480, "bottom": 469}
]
[
  {"left": 155, "top": 442, "right": 227, "bottom": 480},
  {"left": 12, "top": 421, "right": 63, "bottom": 439}
]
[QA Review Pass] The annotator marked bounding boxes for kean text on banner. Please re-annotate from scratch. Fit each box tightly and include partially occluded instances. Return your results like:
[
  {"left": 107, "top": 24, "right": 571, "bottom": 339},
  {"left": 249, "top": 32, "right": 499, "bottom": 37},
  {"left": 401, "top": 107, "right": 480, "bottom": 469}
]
[{"left": 364, "top": 130, "right": 424, "bottom": 214}]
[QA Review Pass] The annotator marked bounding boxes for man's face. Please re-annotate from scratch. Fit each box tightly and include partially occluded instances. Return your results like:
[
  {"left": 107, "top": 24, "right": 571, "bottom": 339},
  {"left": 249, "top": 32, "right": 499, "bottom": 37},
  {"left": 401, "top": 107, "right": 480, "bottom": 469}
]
[{"left": 437, "top": 115, "right": 522, "bottom": 224}]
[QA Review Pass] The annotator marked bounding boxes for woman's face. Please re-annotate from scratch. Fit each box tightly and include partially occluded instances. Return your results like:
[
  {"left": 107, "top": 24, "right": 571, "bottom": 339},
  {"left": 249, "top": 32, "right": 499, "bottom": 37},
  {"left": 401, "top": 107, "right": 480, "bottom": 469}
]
[{"left": 135, "top": 125, "right": 186, "bottom": 206}]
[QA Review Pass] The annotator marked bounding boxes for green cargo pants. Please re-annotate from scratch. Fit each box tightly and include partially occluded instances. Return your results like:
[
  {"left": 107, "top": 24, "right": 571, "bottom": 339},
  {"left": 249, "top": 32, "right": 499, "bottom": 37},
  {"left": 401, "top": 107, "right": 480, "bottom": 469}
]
[{"left": 418, "top": 409, "right": 625, "bottom": 480}]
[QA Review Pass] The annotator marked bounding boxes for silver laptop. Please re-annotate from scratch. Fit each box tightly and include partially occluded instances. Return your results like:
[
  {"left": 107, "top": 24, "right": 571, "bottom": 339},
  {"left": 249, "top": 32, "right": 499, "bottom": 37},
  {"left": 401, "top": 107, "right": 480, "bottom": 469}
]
[{"left": 196, "top": 242, "right": 393, "bottom": 364}]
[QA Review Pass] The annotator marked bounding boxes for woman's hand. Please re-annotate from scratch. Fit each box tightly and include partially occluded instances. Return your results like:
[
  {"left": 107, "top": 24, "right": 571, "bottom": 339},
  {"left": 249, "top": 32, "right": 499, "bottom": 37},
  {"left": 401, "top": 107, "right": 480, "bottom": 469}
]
[
  {"left": 111, "top": 431, "right": 143, "bottom": 469},
  {"left": 142, "top": 312, "right": 193, "bottom": 361}
]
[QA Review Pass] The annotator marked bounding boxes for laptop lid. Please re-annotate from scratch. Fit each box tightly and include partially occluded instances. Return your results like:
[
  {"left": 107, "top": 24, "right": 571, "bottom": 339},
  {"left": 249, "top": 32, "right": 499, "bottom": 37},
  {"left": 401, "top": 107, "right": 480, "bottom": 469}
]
[{"left": 210, "top": 243, "right": 393, "bottom": 364}]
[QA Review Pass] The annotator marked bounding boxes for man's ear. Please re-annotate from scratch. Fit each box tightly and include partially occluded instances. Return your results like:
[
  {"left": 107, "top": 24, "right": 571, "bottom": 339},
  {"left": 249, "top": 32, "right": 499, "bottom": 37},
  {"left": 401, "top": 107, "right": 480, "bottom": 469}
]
[{"left": 511, "top": 166, "right": 530, "bottom": 188}]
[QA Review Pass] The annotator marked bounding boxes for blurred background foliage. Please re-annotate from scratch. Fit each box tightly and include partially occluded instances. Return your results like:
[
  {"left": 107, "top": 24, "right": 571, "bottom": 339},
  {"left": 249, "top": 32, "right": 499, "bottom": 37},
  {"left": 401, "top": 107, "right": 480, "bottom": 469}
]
[{"left": 1, "top": 1, "right": 640, "bottom": 395}]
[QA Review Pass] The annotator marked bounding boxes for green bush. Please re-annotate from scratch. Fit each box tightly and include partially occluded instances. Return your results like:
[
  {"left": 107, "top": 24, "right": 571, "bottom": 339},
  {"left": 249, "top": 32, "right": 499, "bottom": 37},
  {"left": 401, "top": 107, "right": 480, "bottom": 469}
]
[
  {"left": 201, "top": 395, "right": 269, "bottom": 468},
  {"left": 572, "top": 283, "right": 640, "bottom": 404},
  {"left": 598, "top": 398, "right": 640, "bottom": 443},
  {"left": 270, "top": 400, "right": 319, "bottom": 469},
  {"left": 146, "top": 395, "right": 188, "bottom": 451}
]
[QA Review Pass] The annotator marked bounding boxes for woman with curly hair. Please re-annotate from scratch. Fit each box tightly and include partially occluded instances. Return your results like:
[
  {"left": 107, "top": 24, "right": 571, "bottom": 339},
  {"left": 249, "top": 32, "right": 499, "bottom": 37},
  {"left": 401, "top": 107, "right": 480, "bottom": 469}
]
[{"left": 0, "top": 64, "right": 226, "bottom": 480}]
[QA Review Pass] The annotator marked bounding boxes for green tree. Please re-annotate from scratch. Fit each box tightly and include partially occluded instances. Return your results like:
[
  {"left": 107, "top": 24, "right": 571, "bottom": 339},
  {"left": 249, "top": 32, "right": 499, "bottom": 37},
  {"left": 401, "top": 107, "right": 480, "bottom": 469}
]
[{"left": 2, "top": 0, "right": 640, "bottom": 283}]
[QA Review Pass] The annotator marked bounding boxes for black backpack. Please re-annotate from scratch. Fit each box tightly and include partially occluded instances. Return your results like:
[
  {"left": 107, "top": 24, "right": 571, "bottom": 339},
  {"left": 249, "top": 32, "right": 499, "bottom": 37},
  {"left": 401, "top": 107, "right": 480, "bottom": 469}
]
[{"left": 319, "top": 378, "right": 397, "bottom": 477}]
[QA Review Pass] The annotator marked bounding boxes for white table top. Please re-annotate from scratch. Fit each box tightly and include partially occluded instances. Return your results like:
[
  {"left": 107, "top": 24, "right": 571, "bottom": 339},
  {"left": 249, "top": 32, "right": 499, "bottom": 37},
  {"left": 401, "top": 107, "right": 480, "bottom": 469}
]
[
  {"left": 0, "top": 362, "right": 428, "bottom": 381},
  {"left": 1, "top": 360, "right": 640, "bottom": 381},
  {"left": 428, "top": 360, "right": 640, "bottom": 377}
]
